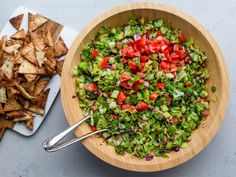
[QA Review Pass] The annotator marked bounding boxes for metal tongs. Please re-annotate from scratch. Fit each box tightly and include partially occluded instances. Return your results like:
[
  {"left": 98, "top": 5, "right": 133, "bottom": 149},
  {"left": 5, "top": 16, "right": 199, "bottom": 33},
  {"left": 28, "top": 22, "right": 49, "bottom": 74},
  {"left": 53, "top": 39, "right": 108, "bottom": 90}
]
[{"left": 42, "top": 115, "right": 108, "bottom": 152}]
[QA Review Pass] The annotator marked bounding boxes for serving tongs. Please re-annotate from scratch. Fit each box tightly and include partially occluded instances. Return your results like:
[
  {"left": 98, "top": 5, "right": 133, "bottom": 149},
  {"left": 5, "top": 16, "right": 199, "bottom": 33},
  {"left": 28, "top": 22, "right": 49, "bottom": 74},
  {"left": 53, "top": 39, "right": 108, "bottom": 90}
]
[{"left": 42, "top": 115, "right": 108, "bottom": 152}]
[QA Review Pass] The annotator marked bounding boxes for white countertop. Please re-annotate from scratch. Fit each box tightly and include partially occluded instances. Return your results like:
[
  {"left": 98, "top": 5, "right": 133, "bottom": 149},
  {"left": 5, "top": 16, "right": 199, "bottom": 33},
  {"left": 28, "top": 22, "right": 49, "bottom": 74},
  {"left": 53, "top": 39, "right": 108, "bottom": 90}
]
[{"left": 0, "top": 0, "right": 235, "bottom": 177}]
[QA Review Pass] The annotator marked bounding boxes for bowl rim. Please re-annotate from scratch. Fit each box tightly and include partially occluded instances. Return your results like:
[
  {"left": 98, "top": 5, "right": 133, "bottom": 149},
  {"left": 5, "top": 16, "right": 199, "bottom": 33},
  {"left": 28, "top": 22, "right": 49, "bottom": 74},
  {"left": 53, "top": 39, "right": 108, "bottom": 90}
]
[{"left": 61, "top": 2, "right": 230, "bottom": 172}]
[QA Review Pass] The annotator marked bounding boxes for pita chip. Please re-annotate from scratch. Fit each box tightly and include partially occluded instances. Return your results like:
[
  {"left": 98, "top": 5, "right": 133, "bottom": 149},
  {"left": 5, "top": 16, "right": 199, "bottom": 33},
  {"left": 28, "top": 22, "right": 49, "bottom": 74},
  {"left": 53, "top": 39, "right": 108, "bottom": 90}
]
[
  {"left": 1, "top": 56, "right": 14, "bottom": 80},
  {"left": 28, "top": 105, "right": 45, "bottom": 115},
  {"left": 24, "top": 74, "right": 37, "bottom": 82},
  {"left": 34, "top": 79, "right": 49, "bottom": 95},
  {"left": 10, "top": 29, "right": 26, "bottom": 40},
  {"left": 3, "top": 98, "right": 22, "bottom": 112},
  {"left": 28, "top": 13, "right": 48, "bottom": 32},
  {"left": 9, "top": 14, "right": 24, "bottom": 30},
  {"left": 54, "top": 37, "right": 68, "bottom": 57},
  {"left": 20, "top": 42, "right": 37, "bottom": 65},
  {"left": 4, "top": 43, "right": 21, "bottom": 54},
  {"left": 56, "top": 60, "right": 64, "bottom": 75},
  {"left": 0, "top": 87, "right": 7, "bottom": 103},
  {"left": 30, "top": 32, "right": 46, "bottom": 51},
  {"left": 35, "top": 51, "right": 45, "bottom": 67}
]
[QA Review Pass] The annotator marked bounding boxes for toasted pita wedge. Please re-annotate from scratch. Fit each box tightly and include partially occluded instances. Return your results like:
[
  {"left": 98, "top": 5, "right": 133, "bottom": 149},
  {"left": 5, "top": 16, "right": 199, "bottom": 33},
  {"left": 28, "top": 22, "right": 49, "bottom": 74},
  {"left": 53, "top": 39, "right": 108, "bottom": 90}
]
[
  {"left": 1, "top": 56, "right": 14, "bottom": 80},
  {"left": 35, "top": 51, "right": 45, "bottom": 67},
  {"left": 44, "top": 47, "right": 56, "bottom": 58},
  {"left": 18, "top": 59, "right": 47, "bottom": 74},
  {"left": 0, "top": 117, "right": 15, "bottom": 139},
  {"left": 13, "top": 112, "right": 33, "bottom": 122},
  {"left": 34, "top": 79, "right": 49, "bottom": 95},
  {"left": 21, "top": 81, "right": 35, "bottom": 95},
  {"left": 28, "top": 13, "right": 48, "bottom": 32},
  {"left": 14, "top": 56, "right": 23, "bottom": 65},
  {"left": 24, "top": 74, "right": 37, "bottom": 82},
  {"left": 30, "top": 32, "right": 46, "bottom": 51},
  {"left": 0, "top": 35, "right": 7, "bottom": 57},
  {"left": 45, "top": 64, "right": 54, "bottom": 76},
  {"left": 35, "top": 88, "right": 49, "bottom": 108},
  {"left": 7, "top": 86, "right": 20, "bottom": 98},
  {"left": 20, "top": 42, "right": 37, "bottom": 65},
  {"left": 0, "top": 70, "right": 5, "bottom": 81},
  {"left": 18, "top": 59, "right": 37, "bottom": 74},
  {"left": 28, "top": 105, "right": 45, "bottom": 115},
  {"left": 14, "top": 83, "right": 36, "bottom": 101},
  {"left": 6, "top": 111, "right": 26, "bottom": 119},
  {"left": 10, "top": 29, "right": 26, "bottom": 40},
  {"left": 0, "top": 103, "right": 3, "bottom": 114},
  {"left": 0, "top": 87, "right": 7, "bottom": 103},
  {"left": 3, "top": 98, "right": 22, "bottom": 112},
  {"left": 23, "top": 100, "right": 30, "bottom": 110},
  {"left": 56, "top": 60, "right": 64, "bottom": 75},
  {"left": 4, "top": 43, "right": 21, "bottom": 54},
  {"left": 43, "top": 27, "right": 53, "bottom": 47},
  {"left": 9, "top": 14, "right": 24, "bottom": 30},
  {"left": 45, "top": 57, "right": 56, "bottom": 71},
  {"left": 54, "top": 37, "right": 68, "bottom": 57},
  {"left": 26, "top": 117, "right": 34, "bottom": 130},
  {"left": 25, "top": 31, "right": 31, "bottom": 44}
]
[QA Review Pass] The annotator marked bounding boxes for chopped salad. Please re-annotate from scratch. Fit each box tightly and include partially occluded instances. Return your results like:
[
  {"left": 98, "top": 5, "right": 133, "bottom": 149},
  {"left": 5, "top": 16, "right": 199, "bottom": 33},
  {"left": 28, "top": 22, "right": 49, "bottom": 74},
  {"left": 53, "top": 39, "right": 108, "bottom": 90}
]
[{"left": 73, "top": 17, "right": 210, "bottom": 159}]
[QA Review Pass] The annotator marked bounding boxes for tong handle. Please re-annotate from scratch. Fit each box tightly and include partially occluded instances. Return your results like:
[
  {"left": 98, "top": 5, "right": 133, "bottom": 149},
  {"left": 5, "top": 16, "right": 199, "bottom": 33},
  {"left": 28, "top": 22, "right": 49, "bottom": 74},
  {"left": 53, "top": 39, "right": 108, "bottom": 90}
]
[
  {"left": 43, "top": 114, "right": 108, "bottom": 152},
  {"left": 43, "top": 129, "right": 107, "bottom": 152}
]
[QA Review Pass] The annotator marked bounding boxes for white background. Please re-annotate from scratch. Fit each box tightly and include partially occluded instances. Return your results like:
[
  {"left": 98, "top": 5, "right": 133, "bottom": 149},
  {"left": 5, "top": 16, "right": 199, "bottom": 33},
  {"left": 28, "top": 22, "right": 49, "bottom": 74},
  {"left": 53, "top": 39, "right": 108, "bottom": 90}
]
[{"left": 0, "top": 0, "right": 235, "bottom": 177}]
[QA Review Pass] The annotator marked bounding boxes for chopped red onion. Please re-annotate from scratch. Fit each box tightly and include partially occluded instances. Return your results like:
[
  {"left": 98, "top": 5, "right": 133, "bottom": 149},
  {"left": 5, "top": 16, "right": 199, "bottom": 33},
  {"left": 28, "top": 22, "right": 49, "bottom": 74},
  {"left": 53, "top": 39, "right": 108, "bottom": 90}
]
[
  {"left": 134, "top": 34, "right": 141, "bottom": 41},
  {"left": 144, "top": 81, "right": 150, "bottom": 87},
  {"left": 174, "top": 147, "right": 180, "bottom": 152},
  {"left": 145, "top": 155, "right": 153, "bottom": 161},
  {"left": 107, "top": 64, "right": 111, "bottom": 69}
]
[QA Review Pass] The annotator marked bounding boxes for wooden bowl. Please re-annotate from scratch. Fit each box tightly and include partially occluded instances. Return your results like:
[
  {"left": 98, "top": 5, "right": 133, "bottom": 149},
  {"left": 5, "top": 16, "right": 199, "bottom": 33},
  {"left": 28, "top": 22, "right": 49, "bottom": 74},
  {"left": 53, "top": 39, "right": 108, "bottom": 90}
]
[{"left": 61, "top": 2, "right": 229, "bottom": 172}]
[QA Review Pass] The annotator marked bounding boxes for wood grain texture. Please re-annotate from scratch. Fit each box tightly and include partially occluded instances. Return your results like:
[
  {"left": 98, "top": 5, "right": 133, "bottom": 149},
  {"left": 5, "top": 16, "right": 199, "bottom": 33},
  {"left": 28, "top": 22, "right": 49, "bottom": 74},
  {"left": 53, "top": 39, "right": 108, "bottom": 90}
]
[{"left": 61, "top": 2, "right": 229, "bottom": 172}]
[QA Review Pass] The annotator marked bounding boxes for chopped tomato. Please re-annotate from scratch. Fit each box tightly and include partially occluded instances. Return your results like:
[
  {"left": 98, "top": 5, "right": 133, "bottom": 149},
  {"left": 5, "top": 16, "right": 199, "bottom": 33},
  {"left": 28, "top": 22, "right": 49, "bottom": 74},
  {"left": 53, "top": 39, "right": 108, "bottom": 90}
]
[
  {"left": 140, "top": 56, "right": 149, "bottom": 63},
  {"left": 156, "top": 30, "right": 163, "bottom": 37},
  {"left": 121, "top": 46, "right": 134, "bottom": 57},
  {"left": 156, "top": 82, "right": 164, "bottom": 89},
  {"left": 184, "top": 56, "right": 190, "bottom": 63},
  {"left": 159, "top": 61, "right": 170, "bottom": 72},
  {"left": 134, "top": 51, "right": 141, "bottom": 57},
  {"left": 91, "top": 49, "right": 98, "bottom": 58},
  {"left": 120, "top": 73, "right": 132, "bottom": 82},
  {"left": 139, "top": 79, "right": 145, "bottom": 84},
  {"left": 117, "top": 91, "right": 127, "bottom": 104},
  {"left": 84, "top": 83, "right": 97, "bottom": 92},
  {"left": 91, "top": 125, "right": 97, "bottom": 131},
  {"left": 110, "top": 114, "right": 119, "bottom": 119},
  {"left": 178, "top": 33, "right": 184, "bottom": 43},
  {"left": 120, "top": 81, "right": 133, "bottom": 89},
  {"left": 203, "top": 110, "right": 209, "bottom": 117},
  {"left": 173, "top": 44, "right": 180, "bottom": 52},
  {"left": 129, "top": 106, "right": 137, "bottom": 113},
  {"left": 149, "top": 93, "right": 159, "bottom": 100},
  {"left": 128, "top": 60, "right": 138, "bottom": 70},
  {"left": 139, "top": 35, "right": 147, "bottom": 46},
  {"left": 171, "top": 53, "right": 179, "bottom": 60},
  {"left": 136, "top": 102, "right": 149, "bottom": 111},
  {"left": 161, "top": 44, "right": 168, "bottom": 52},
  {"left": 132, "top": 82, "right": 139, "bottom": 91},
  {"left": 164, "top": 49, "right": 170, "bottom": 58},
  {"left": 121, "top": 104, "right": 131, "bottom": 110},
  {"left": 120, "top": 57, "right": 127, "bottom": 63},
  {"left": 185, "top": 82, "right": 191, "bottom": 87},
  {"left": 178, "top": 50, "right": 185, "bottom": 59},
  {"left": 99, "top": 57, "right": 109, "bottom": 69},
  {"left": 91, "top": 103, "right": 98, "bottom": 111}
]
